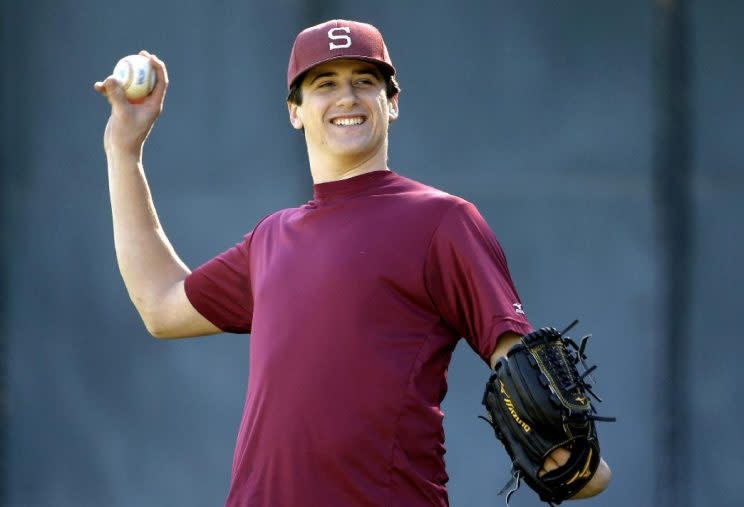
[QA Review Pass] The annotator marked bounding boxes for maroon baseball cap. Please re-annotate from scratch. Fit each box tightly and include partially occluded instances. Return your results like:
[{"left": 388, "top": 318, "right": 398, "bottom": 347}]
[{"left": 287, "top": 19, "right": 396, "bottom": 90}]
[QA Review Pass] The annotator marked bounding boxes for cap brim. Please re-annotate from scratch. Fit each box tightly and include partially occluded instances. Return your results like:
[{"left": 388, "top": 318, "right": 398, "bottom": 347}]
[{"left": 289, "top": 55, "right": 396, "bottom": 90}]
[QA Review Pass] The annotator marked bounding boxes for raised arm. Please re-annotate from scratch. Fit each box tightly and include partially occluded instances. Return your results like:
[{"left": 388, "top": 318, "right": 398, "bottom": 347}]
[{"left": 94, "top": 51, "right": 219, "bottom": 339}]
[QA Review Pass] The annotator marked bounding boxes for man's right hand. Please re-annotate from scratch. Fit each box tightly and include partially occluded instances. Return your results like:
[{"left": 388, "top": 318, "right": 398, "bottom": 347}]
[
  {"left": 93, "top": 50, "right": 219, "bottom": 339},
  {"left": 93, "top": 50, "right": 169, "bottom": 155}
]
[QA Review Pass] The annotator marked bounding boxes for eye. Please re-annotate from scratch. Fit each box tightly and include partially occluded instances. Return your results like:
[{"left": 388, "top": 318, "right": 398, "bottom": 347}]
[{"left": 317, "top": 81, "right": 335, "bottom": 88}]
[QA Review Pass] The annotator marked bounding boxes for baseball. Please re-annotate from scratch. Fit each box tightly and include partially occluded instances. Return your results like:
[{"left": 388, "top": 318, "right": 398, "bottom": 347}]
[{"left": 112, "top": 54, "right": 156, "bottom": 101}]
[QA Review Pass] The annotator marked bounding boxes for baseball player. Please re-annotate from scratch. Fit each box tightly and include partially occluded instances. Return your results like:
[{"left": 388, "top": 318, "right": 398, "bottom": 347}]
[{"left": 95, "top": 19, "right": 611, "bottom": 507}]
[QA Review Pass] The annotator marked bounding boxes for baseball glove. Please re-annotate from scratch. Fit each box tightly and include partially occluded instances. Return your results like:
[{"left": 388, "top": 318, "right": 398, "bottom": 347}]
[{"left": 480, "top": 321, "right": 615, "bottom": 506}]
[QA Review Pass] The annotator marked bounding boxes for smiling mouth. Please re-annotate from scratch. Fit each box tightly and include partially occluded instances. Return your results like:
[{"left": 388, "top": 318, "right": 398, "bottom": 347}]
[{"left": 331, "top": 116, "right": 366, "bottom": 126}]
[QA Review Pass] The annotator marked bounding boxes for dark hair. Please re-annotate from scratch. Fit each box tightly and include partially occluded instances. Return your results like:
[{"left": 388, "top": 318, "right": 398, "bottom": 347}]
[{"left": 287, "top": 66, "right": 401, "bottom": 105}]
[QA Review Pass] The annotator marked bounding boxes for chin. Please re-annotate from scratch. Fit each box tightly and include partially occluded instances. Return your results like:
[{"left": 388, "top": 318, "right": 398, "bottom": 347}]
[{"left": 327, "top": 139, "right": 376, "bottom": 158}]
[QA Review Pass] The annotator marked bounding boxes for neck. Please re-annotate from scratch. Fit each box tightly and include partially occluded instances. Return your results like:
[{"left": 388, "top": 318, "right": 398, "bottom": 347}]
[{"left": 307, "top": 139, "right": 390, "bottom": 184}]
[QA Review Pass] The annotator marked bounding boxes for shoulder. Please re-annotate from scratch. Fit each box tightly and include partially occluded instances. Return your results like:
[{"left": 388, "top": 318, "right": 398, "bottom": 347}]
[
  {"left": 231, "top": 208, "right": 295, "bottom": 248},
  {"left": 388, "top": 172, "right": 475, "bottom": 216},
  {"left": 394, "top": 176, "right": 497, "bottom": 246},
  {"left": 252, "top": 206, "right": 304, "bottom": 231}
]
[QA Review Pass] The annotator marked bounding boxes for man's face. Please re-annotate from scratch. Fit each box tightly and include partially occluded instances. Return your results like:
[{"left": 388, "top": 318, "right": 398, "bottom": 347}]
[{"left": 288, "top": 59, "right": 398, "bottom": 164}]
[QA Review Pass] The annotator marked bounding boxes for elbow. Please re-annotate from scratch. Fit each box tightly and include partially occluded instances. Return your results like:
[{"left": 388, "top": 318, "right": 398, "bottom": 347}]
[
  {"left": 144, "top": 318, "right": 170, "bottom": 339},
  {"left": 140, "top": 309, "right": 173, "bottom": 339},
  {"left": 146, "top": 325, "right": 171, "bottom": 339},
  {"left": 129, "top": 294, "right": 168, "bottom": 339},
  {"left": 133, "top": 293, "right": 179, "bottom": 339}
]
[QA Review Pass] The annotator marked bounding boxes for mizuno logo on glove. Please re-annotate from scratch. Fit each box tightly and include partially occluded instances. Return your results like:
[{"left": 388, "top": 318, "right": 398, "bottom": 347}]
[{"left": 499, "top": 380, "right": 531, "bottom": 433}]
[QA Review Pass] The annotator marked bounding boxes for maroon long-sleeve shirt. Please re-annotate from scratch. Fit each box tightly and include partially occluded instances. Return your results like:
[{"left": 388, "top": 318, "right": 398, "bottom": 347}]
[{"left": 185, "top": 170, "right": 532, "bottom": 507}]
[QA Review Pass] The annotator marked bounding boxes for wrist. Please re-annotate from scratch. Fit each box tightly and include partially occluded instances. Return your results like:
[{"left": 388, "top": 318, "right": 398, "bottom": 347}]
[
  {"left": 106, "top": 146, "right": 144, "bottom": 176},
  {"left": 106, "top": 143, "right": 143, "bottom": 164},
  {"left": 489, "top": 332, "right": 522, "bottom": 369}
]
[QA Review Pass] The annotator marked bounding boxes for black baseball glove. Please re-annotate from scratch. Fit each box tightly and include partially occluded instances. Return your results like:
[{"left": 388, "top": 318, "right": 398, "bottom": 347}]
[{"left": 480, "top": 321, "right": 615, "bottom": 506}]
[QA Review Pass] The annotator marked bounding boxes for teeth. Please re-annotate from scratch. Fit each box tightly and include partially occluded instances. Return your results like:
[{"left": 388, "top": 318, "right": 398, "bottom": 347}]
[{"left": 332, "top": 117, "right": 364, "bottom": 126}]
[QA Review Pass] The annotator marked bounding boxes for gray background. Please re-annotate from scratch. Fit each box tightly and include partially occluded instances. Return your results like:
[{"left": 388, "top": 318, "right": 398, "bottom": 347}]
[{"left": 2, "top": 1, "right": 741, "bottom": 506}]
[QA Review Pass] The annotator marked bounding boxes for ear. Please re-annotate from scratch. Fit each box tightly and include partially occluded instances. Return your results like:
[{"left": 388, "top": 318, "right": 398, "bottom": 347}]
[
  {"left": 387, "top": 95, "right": 399, "bottom": 122},
  {"left": 288, "top": 102, "right": 304, "bottom": 130}
]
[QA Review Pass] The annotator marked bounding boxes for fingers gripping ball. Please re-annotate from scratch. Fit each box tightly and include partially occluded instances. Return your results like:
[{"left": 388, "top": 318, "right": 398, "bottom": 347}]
[{"left": 112, "top": 55, "right": 156, "bottom": 101}]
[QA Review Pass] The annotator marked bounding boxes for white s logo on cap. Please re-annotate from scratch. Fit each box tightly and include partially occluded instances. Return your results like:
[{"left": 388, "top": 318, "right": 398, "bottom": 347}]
[{"left": 328, "top": 27, "right": 352, "bottom": 50}]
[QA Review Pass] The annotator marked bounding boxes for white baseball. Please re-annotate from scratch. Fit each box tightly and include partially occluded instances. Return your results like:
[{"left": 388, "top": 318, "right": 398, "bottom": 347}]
[{"left": 112, "top": 54, "right": 156, "bottom": 101}]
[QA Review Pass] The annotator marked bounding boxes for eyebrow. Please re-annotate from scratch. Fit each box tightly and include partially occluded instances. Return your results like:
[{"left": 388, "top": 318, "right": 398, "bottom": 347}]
[{"left": 308, "top": 68, "right": 380, "bottom": 85}]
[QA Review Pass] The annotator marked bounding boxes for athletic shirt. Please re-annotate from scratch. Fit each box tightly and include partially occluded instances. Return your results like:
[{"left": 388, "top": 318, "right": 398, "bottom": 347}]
[{"left": 184, "top": 170, "right": 532, "bottom": 507}]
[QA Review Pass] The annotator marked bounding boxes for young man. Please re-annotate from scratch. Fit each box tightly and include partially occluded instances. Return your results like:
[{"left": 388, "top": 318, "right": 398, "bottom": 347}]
[{"left": 95, "top": 19, "right": 610, "bottom": 507}]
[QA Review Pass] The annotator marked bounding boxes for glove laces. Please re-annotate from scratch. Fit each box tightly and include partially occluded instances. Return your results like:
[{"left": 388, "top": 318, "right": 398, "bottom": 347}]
[{"left": 559, "top": 320, "right": 616, "bottom": 423}]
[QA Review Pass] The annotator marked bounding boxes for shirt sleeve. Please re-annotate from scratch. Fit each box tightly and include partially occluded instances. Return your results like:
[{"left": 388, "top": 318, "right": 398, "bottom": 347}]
[
  {"left": 184, "top": 231, "right": 256, "bottom": 334},
  {"left": 424, "top": 200, "right": 533, "bottom": 364}
]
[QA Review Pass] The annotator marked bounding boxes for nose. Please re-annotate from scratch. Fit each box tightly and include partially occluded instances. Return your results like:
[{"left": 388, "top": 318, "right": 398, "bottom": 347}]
[{"left": 335, "top": 80, "right": 358, "bottom": 108}]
